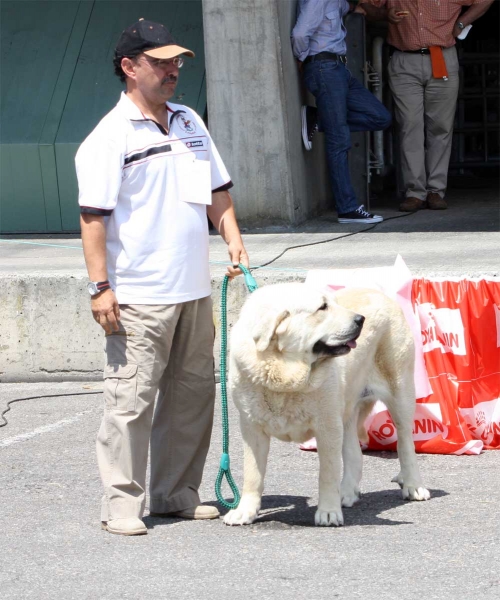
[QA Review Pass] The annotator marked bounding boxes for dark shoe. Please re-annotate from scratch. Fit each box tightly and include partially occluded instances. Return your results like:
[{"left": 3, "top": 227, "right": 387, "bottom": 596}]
[
  {"left": 427, "top": 192, "right": 447, "bottom": 210},
  {"left": 150, "top": 505, "right": 220, "bottom": 520},
  {"left": 399, "top": 197, "right": 427, "bottom": 212},
  {"left": 338, "top": 205, "right": 383, "bottom": 224},
  {"left": 301, "top": 105, "right": 318, "bottom": 151}
]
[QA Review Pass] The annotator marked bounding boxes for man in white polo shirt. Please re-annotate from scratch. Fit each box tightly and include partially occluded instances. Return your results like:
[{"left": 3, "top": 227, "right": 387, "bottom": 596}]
[{"left": 76, "top": 19, "right": 249, "bottom": 536}]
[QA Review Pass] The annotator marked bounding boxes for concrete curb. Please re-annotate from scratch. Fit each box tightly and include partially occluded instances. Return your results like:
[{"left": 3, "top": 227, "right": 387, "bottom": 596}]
[{"left": 1, "top": 272, "right": 304, "bottom": 383}]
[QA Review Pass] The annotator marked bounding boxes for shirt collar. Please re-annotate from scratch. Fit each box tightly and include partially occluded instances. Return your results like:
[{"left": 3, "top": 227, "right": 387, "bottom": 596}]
[
  {"left": 117, "top": 92, "right": 146, "bottom": 121},
  {"left": 117, "top": 92, "right": 185, "bottom": 128}
]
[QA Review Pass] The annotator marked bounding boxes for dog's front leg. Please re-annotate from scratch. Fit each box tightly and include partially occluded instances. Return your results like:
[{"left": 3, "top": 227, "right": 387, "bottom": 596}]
[
  {"left": 315, "top": 411, "right": 344, "bottom": 527},
  {"left": 223, "top": 416, "right": 270, "bottom": 526}
]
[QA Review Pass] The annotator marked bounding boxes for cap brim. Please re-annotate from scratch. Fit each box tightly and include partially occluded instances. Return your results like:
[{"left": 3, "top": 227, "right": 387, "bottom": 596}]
[{"left": 144, "top": 45, "right": 195, "bottom": 59}]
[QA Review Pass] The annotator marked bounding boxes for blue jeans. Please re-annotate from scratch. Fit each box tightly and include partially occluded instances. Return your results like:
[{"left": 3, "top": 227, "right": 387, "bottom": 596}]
[{"left": 303, "top": 59, "right": 392, "bottom": 214}]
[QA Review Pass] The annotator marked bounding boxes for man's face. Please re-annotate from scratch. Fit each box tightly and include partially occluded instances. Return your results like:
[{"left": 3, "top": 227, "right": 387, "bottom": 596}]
[{"left": 125, "top": 54, "right": 180, "bottom": 102}]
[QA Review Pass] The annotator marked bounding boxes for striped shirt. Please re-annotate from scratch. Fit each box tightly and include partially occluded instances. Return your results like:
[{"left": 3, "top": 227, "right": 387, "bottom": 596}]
[
  {"left": 76, "top": 93, "right": 232, "bottom": 304},
  {"left": 367, "top": 0, "right": 489, "bottom": 51}
]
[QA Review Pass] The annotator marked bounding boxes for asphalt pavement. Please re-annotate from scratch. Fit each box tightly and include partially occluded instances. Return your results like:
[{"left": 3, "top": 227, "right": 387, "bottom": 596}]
[
  {"left": 1, "top": 381, "right": 499, "bottom": 600},
  {"left": 1, "top": 182, "right": 499, "bottom": 597}
]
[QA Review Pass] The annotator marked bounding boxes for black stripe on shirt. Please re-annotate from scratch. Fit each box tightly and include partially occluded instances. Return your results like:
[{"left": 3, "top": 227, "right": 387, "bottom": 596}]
[
  {"left": 124, "top": 144, "right": 172, "bottom": 166},
  {"left": 212, "top": 180, "right": 234, "bottom": 193},
  {"left": 80, "top": 206, "right": 113, "bottom": 216}
]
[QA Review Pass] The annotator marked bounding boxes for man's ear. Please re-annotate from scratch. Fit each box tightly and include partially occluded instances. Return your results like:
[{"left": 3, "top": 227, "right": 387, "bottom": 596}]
[
  {"left": 121, "top": 56, "right": 137, "bottom": 80},
  {"left": 253, "top": 310, "right": 290, "bottom": 352}
]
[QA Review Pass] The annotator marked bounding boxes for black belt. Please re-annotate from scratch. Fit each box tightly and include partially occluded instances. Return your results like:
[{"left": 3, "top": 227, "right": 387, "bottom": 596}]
[
  {"left": 389, "top": 45, "right": 431, "bottom": 56},
  {"left": 304, "top": 51, "right": 347, "bottom": 65}
]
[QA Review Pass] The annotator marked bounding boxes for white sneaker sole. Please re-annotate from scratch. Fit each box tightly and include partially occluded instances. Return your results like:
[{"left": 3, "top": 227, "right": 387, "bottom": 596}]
[
  {"left": 338, "top": 216, "right": 383, "bottom": 224},
  {"left": 101, "top": 522, "right": 148, "bottom": 536},
  {"left": 301, "top": 106, "right": 312, "bottom": 151}
]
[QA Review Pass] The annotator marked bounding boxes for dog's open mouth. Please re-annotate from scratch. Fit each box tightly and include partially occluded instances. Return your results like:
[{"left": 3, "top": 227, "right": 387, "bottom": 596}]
[{"left": 312, "top": 338, "right": 358, "bottom": 357}]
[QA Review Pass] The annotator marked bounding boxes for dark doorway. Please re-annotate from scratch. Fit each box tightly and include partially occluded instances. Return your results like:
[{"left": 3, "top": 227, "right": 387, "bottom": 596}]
[{"left": 450, "top": 1, "right": 499, "bottom": 188}]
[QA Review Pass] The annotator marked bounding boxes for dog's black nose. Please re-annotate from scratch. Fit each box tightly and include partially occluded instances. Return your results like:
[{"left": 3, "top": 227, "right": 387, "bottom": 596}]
[{"left": 354, "top": 314, "right": 365, "bottom": 328}]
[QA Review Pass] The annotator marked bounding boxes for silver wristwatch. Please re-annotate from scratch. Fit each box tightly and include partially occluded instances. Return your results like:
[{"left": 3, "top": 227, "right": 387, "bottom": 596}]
[{"left": 87, "top": 280, "right": 111, "bottom": 296}]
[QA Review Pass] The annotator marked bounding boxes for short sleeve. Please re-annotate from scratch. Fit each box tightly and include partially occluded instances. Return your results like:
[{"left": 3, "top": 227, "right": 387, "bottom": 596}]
[
  {"left": 207, "top": 134, "right": 232, "bottom": 191},
  {"left": 190, "top": 112, "right": 232, "bottom": 192},
  {"left": 75, "top": 121, "right": 125, "bottom": 215}
]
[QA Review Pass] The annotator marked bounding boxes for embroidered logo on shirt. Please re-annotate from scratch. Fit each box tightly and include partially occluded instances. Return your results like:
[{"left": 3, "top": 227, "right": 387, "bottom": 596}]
[
  {"left": 178, "top": 114, "right": 196, "bottom": 134},
  {"left": 186, "top": 140, "right": 204, "bottom": 148}
]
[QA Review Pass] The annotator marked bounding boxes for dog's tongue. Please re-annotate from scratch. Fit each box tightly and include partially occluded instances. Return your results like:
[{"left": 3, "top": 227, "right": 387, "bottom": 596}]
[{"left": 347, "top": 340, "right": 357, "bottom": 348}]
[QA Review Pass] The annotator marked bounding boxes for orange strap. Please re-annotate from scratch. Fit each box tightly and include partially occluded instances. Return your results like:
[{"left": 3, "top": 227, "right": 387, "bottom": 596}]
[{"left": 429, "top": 46, "right": 448, "bottom": 80}]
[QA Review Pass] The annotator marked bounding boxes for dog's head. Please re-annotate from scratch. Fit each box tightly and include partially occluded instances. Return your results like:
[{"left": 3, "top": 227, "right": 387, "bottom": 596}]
[
  {"left": 232, "top": 283, "right": 364, "bottom": 391},
  {"left": 252, "top": 286, "right": 363, "bottom": 357}
]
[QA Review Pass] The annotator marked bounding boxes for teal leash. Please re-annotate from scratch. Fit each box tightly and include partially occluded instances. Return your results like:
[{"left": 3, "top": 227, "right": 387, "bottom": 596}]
[{"left": 215, "top": 263, "right": 258, "bottom": 510}]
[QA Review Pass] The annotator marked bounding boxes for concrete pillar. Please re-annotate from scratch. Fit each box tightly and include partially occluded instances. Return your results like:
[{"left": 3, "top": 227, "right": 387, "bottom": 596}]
[{"left": 202, "top": 0, "right": 331, "bottom": 227}]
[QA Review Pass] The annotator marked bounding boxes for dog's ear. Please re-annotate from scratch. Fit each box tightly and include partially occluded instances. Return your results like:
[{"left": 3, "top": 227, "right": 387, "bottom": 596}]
[
  {"left": 253, "top": 310, "right": 290, "bottom": 352},
  {"left": 276, "top": 316, "right": 291, "bottom": 352}
]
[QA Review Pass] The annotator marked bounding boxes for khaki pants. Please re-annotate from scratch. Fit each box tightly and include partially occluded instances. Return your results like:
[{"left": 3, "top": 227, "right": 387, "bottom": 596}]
[
  {"left": 388, "top": 46, "right": 460, "bottom": 200},
  {"left": 96, "top": 297, "right": 215, "bottom": 521}
]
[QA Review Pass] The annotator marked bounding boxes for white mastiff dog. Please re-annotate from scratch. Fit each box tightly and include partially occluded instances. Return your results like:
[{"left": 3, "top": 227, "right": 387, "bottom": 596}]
[{"left": 224, "top": 283, "right": 429, "bottom": 527}]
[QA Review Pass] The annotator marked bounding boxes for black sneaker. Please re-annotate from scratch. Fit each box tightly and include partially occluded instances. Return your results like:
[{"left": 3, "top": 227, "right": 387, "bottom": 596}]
[
  {"left": 338, "top": 205, "right": 383, "bottom": 224},
  {"left": 301, "top": 105, "right": 318, "bottom": 151}
]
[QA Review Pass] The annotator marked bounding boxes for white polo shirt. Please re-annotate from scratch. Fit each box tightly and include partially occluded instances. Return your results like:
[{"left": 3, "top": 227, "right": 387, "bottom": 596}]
[{"left": 76, "top": 93, "right": 232, "bottom": 304}]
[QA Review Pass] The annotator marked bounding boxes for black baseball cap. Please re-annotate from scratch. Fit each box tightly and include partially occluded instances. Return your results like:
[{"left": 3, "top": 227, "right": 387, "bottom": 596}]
[{"left": 115, "top": 18, "right": 195, "bottom": 59}]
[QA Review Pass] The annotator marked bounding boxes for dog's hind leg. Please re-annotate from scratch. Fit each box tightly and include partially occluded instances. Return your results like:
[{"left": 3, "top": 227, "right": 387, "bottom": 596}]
[
  {"left": 384, "top": 382, "right": 430, "bottom": 502},
  {"left": 223, "top": 417, "right": 270, "bottom": 526},
  {"left": 341, "top": 408, "right": 364, "bottom": 507}
]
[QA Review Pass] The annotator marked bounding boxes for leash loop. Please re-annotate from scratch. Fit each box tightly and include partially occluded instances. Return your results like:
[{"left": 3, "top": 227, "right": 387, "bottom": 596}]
[{"left": 215, "top": 264, "right": 257, "bottom": 509}]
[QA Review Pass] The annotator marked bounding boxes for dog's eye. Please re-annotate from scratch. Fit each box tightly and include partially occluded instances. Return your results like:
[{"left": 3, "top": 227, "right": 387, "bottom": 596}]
[{"left": 318, "top": 303, "right": 328, "bottom": 311}]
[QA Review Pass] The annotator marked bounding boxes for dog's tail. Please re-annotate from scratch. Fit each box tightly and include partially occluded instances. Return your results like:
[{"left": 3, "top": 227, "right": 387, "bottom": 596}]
[{"left": 357, "top": 401, "right": 375, "bottom": 443}]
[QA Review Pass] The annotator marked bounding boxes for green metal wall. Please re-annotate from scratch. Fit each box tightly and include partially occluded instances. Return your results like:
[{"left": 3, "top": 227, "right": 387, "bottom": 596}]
[{"left": 0, "top": 0, "right": 206, "bottom": 233}]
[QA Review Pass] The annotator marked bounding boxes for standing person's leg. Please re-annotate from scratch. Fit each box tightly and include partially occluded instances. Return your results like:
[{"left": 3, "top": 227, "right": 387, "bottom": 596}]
[
  {"left": 149, "top": 296, "right": 217, "bottom": 517},
  {"left": 303, "top": 59, "right": 383, "bottom": 222},
  {"left": 345, "top": 72, "right": 392, "bottom": 133},
  {"left": 302, "top": 60, "right": 358, "bottom": 215},
  {"left": 388, "top": 52, "right": 427, "bottom": 210},
  {"left": 97, "top": 304, "right": 174, "bottom": 535},
  {"left": 424, "top": 47, "right": 460, "bottom": 208}
]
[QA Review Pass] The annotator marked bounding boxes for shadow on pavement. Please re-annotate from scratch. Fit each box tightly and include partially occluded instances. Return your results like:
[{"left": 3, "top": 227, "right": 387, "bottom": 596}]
[
  {"left": 236, "top": 489, "right": 448, "bottom": 529},
  {"left": 143, "top": 501, "right": 222, "bottom": 530},
  {"left": 142, "top": 488, "right": 448, "bottom": 530}
]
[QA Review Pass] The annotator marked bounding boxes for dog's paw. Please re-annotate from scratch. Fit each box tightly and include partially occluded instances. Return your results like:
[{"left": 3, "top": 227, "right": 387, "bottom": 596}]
[
  {"left": 391, "top": 472, "right": 404, "bottom": 488},
  {"left": 392, "top": 472, "right": 430, "bottom": 501},
  {"left": 402, "top": 485, "right": 431, "bottom": 501},
  {"left": 223, "top": 506, "right": 258, "bottom": 526},
  {"left": 341, "top": 487, "right": 361, "bottom": 508},
  {"left": 314, "top": 507, "right": 344, "bottom": 527}
]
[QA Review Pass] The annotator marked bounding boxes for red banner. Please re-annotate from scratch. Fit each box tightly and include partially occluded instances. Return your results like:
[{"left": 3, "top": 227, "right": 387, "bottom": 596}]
[{"left": 365, "top": 278, "right": 500, "bottom": 454}]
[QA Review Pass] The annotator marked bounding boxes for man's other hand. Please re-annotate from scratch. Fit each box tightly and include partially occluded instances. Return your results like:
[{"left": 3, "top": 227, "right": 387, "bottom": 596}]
[
  {"left": 91, "top": 289, "right": 121, "bottom": 334},
  {"left": 452, "top": 21, "right": 465, "bottom": 38},
  {"left": 388, "top": 8, "right": 408, "bottom": 24}
]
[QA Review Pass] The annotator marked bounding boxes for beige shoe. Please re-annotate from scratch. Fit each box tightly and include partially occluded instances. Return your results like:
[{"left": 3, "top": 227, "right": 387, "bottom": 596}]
[
  {"left": 101, "top": 517, "right": 148, "bottom": 536},
  {"left": 150, "top": 505, "right": 220, "bottom": 520}
]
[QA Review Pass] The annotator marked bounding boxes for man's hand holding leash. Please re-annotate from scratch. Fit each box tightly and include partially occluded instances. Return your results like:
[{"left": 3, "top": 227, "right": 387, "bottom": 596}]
[{"left": 208, "top": 190, "right": 249, "bottom": 280}]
